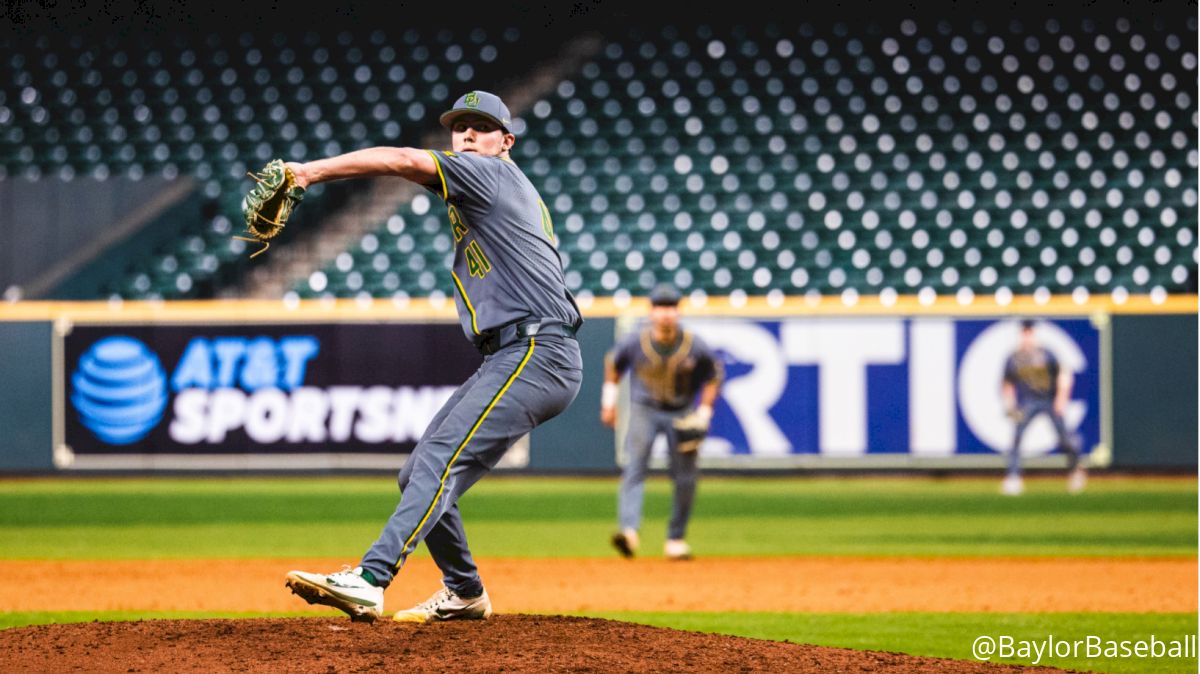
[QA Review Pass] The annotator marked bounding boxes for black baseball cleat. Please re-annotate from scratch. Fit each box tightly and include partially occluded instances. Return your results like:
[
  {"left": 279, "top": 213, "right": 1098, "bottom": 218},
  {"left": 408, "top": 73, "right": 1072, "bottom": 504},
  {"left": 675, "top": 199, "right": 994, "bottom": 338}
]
[{"left": 611, "top": 528, "right": 639, "bottom": 559}]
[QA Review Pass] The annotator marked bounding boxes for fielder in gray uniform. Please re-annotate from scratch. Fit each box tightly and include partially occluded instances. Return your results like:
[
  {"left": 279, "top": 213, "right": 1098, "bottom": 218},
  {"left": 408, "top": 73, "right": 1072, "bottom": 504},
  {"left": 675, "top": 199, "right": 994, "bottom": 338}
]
[
  {"left": 283, "top": 91, "right": 583, "bottom": 623},
  {"left": 601, "top": 284, "right": 723, "bottom": 561},
  {"left": 1000, "top": 319, "right": 1086, "bottom": 496}
]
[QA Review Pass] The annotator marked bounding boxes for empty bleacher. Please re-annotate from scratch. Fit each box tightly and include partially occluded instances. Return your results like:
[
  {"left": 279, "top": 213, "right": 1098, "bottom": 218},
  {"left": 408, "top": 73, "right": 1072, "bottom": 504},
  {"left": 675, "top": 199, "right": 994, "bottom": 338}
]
[
  {"left": 297, "top": 15, "right": 1196, "bottom": 303},
  {"left": 1, "top": 13, "right": 1195, "bottom": 302},
  {"left": 0, "top": 24, "right": 534, "bottom": 298}
]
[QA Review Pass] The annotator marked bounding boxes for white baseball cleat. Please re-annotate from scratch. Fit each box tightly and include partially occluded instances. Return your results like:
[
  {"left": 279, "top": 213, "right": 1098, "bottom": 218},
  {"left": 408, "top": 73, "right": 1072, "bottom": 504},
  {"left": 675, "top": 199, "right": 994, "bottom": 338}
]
[
  {"left": 393, "top": 586, "right": 492, "bottom": 623},
  {"left": 285, "top": 566, "right": 384, "bottom": 623},
  {"left": 1067, "top": 466, "right": 1088, "bottom": 494},
  {"left": 1000, "top": 474, "right": 1025, "bottom": 497},
  {"left": 664, "top": 538, "right": 693, "bottom": 561}
]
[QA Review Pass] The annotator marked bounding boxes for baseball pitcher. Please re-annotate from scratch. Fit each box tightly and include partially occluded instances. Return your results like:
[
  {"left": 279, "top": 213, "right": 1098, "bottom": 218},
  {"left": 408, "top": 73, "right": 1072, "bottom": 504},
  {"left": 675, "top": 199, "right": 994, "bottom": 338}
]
[{"left": 282, "top": 91, "right": 583, "bottom": 622}]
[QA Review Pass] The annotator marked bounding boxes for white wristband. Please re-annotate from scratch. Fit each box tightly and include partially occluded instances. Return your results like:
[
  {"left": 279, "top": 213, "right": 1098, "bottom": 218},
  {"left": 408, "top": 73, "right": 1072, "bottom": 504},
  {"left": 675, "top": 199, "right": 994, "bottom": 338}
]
[
  {"left": 695, "top": 404, "right": 713, "bottom": 425},
  {"left": 601, "top": 382, "right": 619, "bottom": 409}
]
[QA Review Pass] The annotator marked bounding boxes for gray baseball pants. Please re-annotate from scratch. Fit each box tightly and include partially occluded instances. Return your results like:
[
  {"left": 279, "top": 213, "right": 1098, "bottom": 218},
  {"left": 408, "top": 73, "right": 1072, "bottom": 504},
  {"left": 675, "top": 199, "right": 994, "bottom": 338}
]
[
  {"left": 360, "top": 335, "right": 581, "bottom": 598},
  {"left": 1008, "top": 400, "right": 1080, "bottom": 476},
  {"left": 617, "top": 402, "right": 698, "bottom": 541}
]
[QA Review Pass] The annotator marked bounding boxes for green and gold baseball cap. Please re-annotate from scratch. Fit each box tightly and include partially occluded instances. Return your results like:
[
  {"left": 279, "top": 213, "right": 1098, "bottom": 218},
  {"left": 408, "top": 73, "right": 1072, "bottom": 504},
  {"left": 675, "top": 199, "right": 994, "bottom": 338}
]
[{"left": 439, "top": 90, "right": 514, "bottom": 134}]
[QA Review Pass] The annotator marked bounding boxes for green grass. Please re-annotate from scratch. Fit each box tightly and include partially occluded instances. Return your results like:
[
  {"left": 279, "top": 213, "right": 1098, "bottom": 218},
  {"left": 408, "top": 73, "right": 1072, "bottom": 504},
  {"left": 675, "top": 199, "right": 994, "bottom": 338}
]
[
  {"left": 590, "top": 611, "right": 1199, "bottom": 674},
  {"left": 0, "top": 476, "right": 1193, "bottom": 672},
  {"left": 0, "top": 476, "right": 1194, "bottom": 559},
  {"left": 0, "top": 611, "right": 309, "bottom": 629},
  {"left": 2, "top": 610, "right": 1193, "bottom": 674}
]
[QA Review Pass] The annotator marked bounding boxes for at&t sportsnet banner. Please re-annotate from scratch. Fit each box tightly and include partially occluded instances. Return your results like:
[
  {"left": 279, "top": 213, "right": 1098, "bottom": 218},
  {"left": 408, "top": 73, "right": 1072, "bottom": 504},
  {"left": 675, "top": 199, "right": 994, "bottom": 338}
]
[
  {"left": 59, "top": 322, "right": 496, "bottom": 470},
  {"left": 628, "top": 317, "right": 1104, "bottom": 468}
]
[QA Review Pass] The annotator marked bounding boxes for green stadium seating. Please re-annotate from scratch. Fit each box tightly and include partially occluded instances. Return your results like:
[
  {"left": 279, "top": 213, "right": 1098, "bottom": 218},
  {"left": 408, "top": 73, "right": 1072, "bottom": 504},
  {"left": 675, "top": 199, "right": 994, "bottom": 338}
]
[
  {"left": 1, "top": 18, "right": 1194, "bottom": 302},
  {"left": 0, "top": 26, "right": 528, "bottom": 299}
]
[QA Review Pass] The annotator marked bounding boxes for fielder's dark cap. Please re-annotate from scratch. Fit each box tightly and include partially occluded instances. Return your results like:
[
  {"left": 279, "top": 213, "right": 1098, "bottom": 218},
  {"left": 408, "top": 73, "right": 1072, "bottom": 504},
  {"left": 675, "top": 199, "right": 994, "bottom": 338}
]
[
  {"left": 440, "top": 91, "right": 514, "bottom": 134},
  {"left": 649, "top": 283, "right": 682, "bottom": 306},
  {"left": 1020, "top": 319, "right": 1036, "bottom": 330}
]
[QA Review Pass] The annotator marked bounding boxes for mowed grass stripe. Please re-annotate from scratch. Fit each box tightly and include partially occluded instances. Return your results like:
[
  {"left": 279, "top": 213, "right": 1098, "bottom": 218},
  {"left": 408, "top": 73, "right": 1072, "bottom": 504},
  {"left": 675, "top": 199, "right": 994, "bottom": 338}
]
[
  {"left": 0, "top": 611, "right": 311, "bottom": 629},
  {"left": 1, "top": 476, "right": 1193, "bottom": 522},
  {"left": 0, "top": 476, "right": 1193, "bottom": 559}
]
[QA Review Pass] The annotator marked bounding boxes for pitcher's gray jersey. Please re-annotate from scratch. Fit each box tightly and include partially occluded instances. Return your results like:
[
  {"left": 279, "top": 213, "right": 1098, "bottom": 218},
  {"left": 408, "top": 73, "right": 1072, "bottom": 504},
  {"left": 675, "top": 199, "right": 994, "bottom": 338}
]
[
  {"left": 424, "top": 150, "right": 581, "bottom": 343},
  {"left": 608, "top": 326, "right": 724, "bottom": 411}
]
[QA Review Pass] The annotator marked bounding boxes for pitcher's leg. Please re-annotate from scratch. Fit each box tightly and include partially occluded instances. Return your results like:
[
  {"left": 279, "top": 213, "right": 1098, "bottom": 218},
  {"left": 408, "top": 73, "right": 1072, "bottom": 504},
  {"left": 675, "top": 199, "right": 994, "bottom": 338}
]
[
  {"left": 424, "top": 486, "right": 485, "bottom": 598},
  {"left": 407, "top": 379, "right": 484, "bottom": 597},
  {"left": 361, "top": 338, "right": 579, "bottom": 588},
  {"left": 418, "top": 338, "right": 580, "bottom": 595},
  {"left": 390, "top": 459, "right": 487, "bottom": 596},
  {"left": 359, "top": 373, "right": 478, "bottom": 587},
  {"left": 359, "top": 345, "right": 532, "bottom": 582}
]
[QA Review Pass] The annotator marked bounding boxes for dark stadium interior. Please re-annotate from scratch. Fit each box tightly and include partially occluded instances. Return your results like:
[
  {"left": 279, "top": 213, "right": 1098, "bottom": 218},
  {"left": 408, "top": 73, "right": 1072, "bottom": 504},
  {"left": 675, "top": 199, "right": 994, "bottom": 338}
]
[{"left": 1, "top": 1, "right": 1195, "bottom": 303}]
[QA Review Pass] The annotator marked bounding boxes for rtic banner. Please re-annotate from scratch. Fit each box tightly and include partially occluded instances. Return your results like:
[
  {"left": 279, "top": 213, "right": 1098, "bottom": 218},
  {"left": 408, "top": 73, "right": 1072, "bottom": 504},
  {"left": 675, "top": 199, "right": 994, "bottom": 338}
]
[
  {"left": 623, "top": 317, "right": 1104, "bottom": 468},
  {"left": 62, "top": 323, "right": 482, "bottom": 466}
]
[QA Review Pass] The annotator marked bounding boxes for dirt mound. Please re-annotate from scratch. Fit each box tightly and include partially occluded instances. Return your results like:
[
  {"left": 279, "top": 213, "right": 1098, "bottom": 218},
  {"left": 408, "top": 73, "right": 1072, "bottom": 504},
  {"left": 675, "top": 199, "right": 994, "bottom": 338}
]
[{"left": 0, "top": 615, "right": 1068, "bottom": 673}]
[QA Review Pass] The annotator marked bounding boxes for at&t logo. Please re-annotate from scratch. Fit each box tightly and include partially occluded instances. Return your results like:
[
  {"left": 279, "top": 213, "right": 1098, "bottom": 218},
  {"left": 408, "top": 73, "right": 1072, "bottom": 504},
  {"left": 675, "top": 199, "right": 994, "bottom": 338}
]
[{"left": 70, "top": 336, "right": 168, "bottom": 444}]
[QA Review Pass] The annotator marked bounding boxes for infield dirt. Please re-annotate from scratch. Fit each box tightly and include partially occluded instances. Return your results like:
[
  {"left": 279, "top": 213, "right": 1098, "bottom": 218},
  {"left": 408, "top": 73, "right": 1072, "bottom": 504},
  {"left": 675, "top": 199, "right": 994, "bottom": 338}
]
[
  {"left": 0, "top": 615, "right": 1075, "bottom": 673},
  {"left": 1, "top": 556, "right": 1192, "bottom": 614},
  {"left": 4, "top": 556, "right": 1187, "bottom": 672}
]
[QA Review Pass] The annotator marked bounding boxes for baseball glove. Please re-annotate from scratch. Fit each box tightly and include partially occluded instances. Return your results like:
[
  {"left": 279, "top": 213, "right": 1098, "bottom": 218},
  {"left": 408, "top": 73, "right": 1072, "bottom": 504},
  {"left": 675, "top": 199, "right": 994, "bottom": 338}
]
[
  {"left": 673, "top": 406, "right": 713, "bottom": 454},
  {"left": 235, "top": 159, "right": 305, "bottom": 258},
  {"left": 675, "top": 426, "right": 706, "bottom": 454}
]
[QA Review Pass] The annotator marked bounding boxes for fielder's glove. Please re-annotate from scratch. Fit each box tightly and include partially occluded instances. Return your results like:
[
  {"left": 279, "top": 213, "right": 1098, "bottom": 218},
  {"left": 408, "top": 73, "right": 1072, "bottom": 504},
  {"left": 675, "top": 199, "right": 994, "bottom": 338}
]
[
  {"left": 236, "top": 159, "right": 305, "bottom": 258},
  {"left": 1005, "top": 406, "right": 1025, "bottom": 423},
  {"left": 673, "top": 405, "right": 713, "bottom": 454}
]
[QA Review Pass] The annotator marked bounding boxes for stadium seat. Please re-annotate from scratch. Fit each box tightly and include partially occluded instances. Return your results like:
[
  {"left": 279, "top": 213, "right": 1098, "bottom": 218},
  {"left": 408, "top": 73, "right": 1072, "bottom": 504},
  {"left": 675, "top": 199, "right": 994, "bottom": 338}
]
[
  {"left": 0, "top": 26, "right": 533, "bottom": 298},
  {"left": 2, "top": 19, "right": 1194, "bottom": 300}
]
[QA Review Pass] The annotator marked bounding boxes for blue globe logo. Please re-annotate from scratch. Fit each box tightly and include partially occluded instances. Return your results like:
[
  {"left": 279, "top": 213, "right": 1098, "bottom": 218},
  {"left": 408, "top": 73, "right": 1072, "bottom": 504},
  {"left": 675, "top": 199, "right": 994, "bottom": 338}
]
[{"left": 71, "top": 336, "right": 168, "bottom": 445}]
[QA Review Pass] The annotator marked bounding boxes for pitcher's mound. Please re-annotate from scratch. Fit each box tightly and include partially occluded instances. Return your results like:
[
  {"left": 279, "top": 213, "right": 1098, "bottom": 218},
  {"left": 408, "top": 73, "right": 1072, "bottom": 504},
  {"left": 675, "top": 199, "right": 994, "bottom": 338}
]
[{"left": 0, "top": 615, "right": 1069, "bottom": 672}]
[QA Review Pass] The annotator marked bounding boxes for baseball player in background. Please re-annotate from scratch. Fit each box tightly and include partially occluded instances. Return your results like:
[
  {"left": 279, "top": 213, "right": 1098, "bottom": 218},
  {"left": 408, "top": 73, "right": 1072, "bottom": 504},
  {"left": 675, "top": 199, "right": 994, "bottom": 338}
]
[
  {"left": 1001, "top": 319, "right": 1086, "bottom": 496},
  {"left": 601, "top": 284, "right": 723, "bottom": 560},
  {"left": 282, "top": 91, "right": 583, "bottom": 622}
]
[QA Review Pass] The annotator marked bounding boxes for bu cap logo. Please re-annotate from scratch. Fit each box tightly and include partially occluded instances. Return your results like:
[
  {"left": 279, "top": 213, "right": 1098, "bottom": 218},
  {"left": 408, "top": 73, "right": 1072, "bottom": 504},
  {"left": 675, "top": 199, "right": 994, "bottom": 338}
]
[{"left": 440, "top": 90, "right": 516, "bottom": 134}]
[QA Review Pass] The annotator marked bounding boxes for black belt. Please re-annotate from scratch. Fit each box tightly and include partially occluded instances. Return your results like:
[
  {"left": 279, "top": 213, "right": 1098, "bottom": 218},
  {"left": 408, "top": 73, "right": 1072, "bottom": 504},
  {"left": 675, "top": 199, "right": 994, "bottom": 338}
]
[{"left": 476, "top": 319, "right": 578, "bottom": 356}]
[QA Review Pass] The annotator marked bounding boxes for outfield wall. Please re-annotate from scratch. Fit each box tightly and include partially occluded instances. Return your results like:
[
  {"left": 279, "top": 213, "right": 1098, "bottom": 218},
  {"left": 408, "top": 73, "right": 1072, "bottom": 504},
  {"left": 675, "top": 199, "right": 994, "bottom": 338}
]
[
  {"left": 0, "top": 322, "right": 55, "bottom": 471},
  {"left": 0, "top": 296, "right": 1194, "bottom": 472}
]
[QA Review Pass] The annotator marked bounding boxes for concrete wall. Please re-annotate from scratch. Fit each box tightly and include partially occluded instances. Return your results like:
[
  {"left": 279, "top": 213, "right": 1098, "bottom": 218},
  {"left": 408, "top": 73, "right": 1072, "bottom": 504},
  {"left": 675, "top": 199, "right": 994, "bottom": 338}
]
[
  {"left": 1112, "top": 314, "right": 1198, "bottom": 468},
  {"left": 0, "top": 322, "right": 54, "bottom": 471}
]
